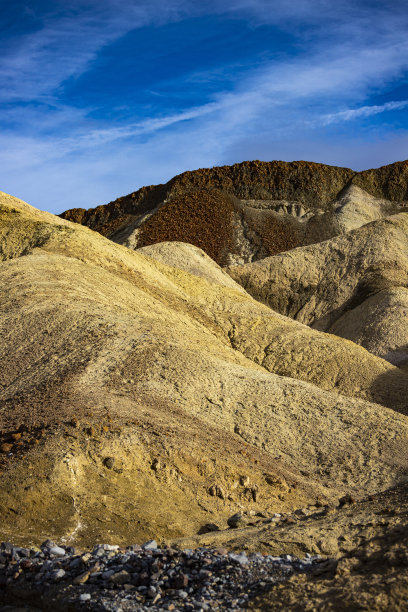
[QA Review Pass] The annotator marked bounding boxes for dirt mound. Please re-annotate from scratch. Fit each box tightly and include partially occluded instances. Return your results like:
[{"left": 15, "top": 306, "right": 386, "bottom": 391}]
[
  {"left": 2, "top": 190, "right": 408, "bottom": 548},
  {"left": 137, "top": 242, "right": 244, "bottom": 290}
]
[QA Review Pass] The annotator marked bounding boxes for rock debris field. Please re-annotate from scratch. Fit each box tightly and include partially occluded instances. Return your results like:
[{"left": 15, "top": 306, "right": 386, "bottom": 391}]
[{"left": 0, "top": 539, "right": 321, "bottom": 611}]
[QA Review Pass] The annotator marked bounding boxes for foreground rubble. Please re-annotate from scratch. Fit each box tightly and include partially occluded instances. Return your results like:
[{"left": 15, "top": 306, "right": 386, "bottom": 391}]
[{"left": 0, "top": 540, "right": 322, "bottom": 611}]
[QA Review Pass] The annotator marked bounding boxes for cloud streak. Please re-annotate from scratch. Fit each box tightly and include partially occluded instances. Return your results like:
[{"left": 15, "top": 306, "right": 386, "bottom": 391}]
[
  {"left": 42, "top": 39, "right": 408, "bottom": 154},
  {"left": 0, "top": 0, "right": 199, "bottom": 103},
  {"left": 321, "top": 100, "right": 408, "bottom": 125}
]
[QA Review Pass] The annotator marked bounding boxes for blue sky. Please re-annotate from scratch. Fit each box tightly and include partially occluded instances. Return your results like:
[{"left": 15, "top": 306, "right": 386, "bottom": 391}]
[{"left": 1, "top": 0, "right": 408, "bottom": 213}]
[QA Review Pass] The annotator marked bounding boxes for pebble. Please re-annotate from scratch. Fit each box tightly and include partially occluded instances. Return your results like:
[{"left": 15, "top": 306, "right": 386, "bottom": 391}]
[
  {"left": 73, "top": 570, "right": 91, "bottom": 584},
  {"left": 110, "top": 570, "right": 130, "bottom": 584},
  {"left": 229, "top": 552, "right": 249, "bottom": 566},
  {"left": 49, "top": 545, "right": 66, "bottom": 556},
  {"left": 227, "top": 513, "right": 247, "bottom": 529},
  {"left": 0, "top": 538, "right": 323, "bottom": 610},
  {"left": 52, "top": 568, "right": 66, "bottom": 580},
  {"left": 79, "top": 593, "right": 91, "bottom": 602}
]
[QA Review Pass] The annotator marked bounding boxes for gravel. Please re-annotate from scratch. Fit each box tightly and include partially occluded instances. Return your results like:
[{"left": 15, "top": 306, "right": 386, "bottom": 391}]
[{"left": 0, "top": 539, "right": 323, "bottom": 610}]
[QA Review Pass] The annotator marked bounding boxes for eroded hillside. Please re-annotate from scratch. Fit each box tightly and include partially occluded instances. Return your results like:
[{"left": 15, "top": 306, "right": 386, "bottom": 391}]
[
  {"left": 227, "top": 214, "right": 408, "bottom": 368},
  {"left": 1, "top": 189, "right": 408, "bottom": 551}
]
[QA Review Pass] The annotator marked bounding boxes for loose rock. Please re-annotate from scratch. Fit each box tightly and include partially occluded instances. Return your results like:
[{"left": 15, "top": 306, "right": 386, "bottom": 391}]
[
  {"left": 0, "top": 539, "right": 322, "bottom": 610},
  {"left": 227, "top": 513, "right": 247, "bottom": 529}
]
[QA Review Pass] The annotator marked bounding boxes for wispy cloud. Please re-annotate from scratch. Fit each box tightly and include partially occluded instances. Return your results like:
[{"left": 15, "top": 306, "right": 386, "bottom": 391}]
[
  {"left": 321, "top": 100, "right": 408, "bottom": 125},
  {"left": 0, "top": 0, "right": 197, "bottom": 103},
  {"left": 57, "top": 39, "right": 408, "bottom": 151},
  {"left": 70, "top": 102, "right": 222, "bottom": 147},
  {"left": 4, "top": 0, "right": 407, "bottom": 104}
]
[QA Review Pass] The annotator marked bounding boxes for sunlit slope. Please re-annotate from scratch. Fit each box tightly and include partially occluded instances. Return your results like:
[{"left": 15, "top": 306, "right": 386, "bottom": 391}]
[{"left": 1, "top": 190, "right": 408, "bottom": 545}]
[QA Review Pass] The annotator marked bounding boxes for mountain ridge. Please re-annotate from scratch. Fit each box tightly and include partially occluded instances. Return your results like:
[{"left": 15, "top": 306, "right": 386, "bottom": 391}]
[{"left": 60, "top": 160, "right": 408, "bottom": 266}]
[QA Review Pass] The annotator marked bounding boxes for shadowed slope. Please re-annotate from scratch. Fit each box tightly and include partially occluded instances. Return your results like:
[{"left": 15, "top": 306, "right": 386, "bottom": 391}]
[
  {"left": 329, "top": 287, "right": 408, "bottom": 367},
  {"left": 249, "top": 481, "right": 408, "bottom": 611}
]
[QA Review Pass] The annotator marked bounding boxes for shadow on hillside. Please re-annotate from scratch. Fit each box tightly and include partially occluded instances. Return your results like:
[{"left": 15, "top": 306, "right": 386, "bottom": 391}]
[{"left": 370, "top": 346, "right": 408, "bottom": 416}]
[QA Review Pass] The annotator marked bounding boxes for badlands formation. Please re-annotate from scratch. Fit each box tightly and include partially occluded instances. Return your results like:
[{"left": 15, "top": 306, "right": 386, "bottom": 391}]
[{"left": 1, "top": 160, "right": 408, "bottom": 609}]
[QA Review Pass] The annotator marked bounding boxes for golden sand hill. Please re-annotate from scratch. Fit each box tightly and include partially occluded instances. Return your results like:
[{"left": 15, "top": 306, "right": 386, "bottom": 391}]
[
  {"left": 227, "top": 213, "right": 408, "bottom": 368},
  {"left": 1, "top": 189, "right": 408, "bottom": 553}
]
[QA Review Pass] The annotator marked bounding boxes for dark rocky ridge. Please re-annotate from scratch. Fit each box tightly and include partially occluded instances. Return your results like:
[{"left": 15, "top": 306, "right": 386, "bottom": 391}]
[
  {"left": 60, "top": 160, "right": 408, "bottom": 266},
  {"left": 354, "top": 160, "right": 408, "bottom": 201},
  {"left": 61, "top": 160, "right": 355, "bottom": 235}
]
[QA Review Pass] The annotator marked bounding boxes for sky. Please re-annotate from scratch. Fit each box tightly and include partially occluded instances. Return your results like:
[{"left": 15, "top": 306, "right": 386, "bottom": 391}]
[{"left": 1, "top": 1, "right": 408, "bottom": 214}]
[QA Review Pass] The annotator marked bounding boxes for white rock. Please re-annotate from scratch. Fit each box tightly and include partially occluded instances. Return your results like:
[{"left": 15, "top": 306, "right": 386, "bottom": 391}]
[
  {"left": 52, "top": 569, "right": 66, "bottom": 580},
  {"left": 79, "top": 593, "right": 91, "bottom": 602},
  {"left": 49, "top": 546, "right": 66, "bottom": 556},
  {"left": 229, "top": 552, "right": 249, "bottom": 566},
  {"left": 142, "top": 540, "right": 158, "bottom": 550}
]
